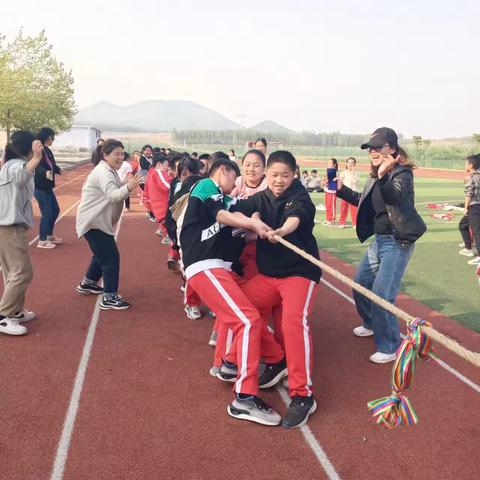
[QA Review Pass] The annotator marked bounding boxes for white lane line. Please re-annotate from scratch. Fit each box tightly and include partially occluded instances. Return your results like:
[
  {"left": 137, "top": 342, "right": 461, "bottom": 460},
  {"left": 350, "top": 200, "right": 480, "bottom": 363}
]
[
  {"left": 54, "top": 172, "right": 87, "bottom": 191},
  {"left": 276, "top": 386, "right": 341, "bottom": 480},
  {"left": 319, "top": 277, "right": 480, "bottom": 394},
  {"left": 29, "top": 199, "right": 81, "bottom": 246},
  {"left": 50, "top": 214, "right": 124, "bottom": 480}
]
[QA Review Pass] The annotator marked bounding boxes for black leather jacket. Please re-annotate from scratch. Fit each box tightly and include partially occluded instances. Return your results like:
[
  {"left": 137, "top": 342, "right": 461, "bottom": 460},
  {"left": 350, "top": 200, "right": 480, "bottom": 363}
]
[{"left": 336, "top": 164, "right": 426, "bottom": 245}]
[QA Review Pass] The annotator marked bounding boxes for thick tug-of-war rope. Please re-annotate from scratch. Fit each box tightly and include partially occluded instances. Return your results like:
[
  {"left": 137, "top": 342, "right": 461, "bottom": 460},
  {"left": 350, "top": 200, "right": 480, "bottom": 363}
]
[
  {"left": 366, "top": 318, "right": 431, "bottom": 428},
  {"left": 273, "top": 236, "right": 480, "bottom": 427}
]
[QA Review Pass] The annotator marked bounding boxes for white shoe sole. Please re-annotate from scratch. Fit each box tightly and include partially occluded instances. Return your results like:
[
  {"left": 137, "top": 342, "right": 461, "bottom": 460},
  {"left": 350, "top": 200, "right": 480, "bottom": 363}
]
[
  {"left": 353, "top": 329, "right": 374, "bottom": 337},
  {"left": 216, "top": 372, "right": 236, "bottom": 383},
  {"left": 184, "top": 308, "right": 202, "bottom": 320},
  {"left": 227, "top": 405, "right": 281, "bottom": 426},
  {"left": 0, "top": 326, "right": 27, "bottom": 335},
  {"left": 283, "top": 400, "right": 317, "bottom": 429},
  {"left": 369, "top": 354, "right": 397, "bottom": 364},
  {"left": 259, "top": 367, "right": 288, "bottom": 390}
]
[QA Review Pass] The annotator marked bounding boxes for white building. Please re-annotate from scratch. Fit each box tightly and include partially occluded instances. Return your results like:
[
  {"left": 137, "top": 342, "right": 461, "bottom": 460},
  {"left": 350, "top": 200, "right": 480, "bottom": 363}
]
[{"left": 54, "top": 125, "right": 102, "bottom": 154}]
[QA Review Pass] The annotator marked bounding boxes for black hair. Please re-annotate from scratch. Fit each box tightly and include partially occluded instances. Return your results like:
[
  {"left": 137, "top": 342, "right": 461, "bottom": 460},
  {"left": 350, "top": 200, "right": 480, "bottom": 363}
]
[
  {"left": 208, "top": 158, "right": 240, "bottom": 178},
  {"left": 346, "top": 156, "right": 357, "bottom": 165},
  {"left": 124, "top": 152, "right": 130, "bottom": 161},
  {"left": 229, "top": 149, "right": 235, "bottom": 154},
  {"left": 266, "top": 150, "right": 296, "bottom": 172},
  {"left": 153, "top": 147, "right": 162, "bottom": 153},
  {"left": 97, "top": 138, "right": 104, "bottom": 145},
  {"left": 166, "top": 148, "right": 172, "bottom": 153},
  {"left": 255, "top": 137, "right": 267, "bottom": 148},
  {"left": 191, "top": 152, "right": 198, "bottom": 158},
  {"left": 152, "top": 153, "right": 169, "bottom": 168},
  {"left": 466, "top": 154, "right": 480, "bottom": 171},
  {"left": 242, "top": 149, "right": 266, "bottom": 167},
  {"left": 101, "top": 139, "right": 124, "bottom": 160},
  {"left": 329, "top": 158, "right": 338, "bottom": 170},
  {"left": 4, "top": 130, "right": 36, "bottom": 163},
  {"left": 178, "top": 156, "right": 201, "bottom": 178},
  {"left": 198, "top": 153, "right": 210, "bottom": 161},
  {"left": 302, "top": 170, "right": 308, "bottom": 175},
  {"left": 207, "top": 151, "right": 230, "bottom": 166},
  {"left": 159, "top": 148, "right": 166, "bottom": 153},
  {"left": 168, "top": 151, "right": 185, "bottom": 164},
  {"left": 141, "top": 144, "right": 153, "bottom": 153},
  {"left": 92, "top": 145, "right": 103, "bottom": 166},
  {"left": 37, "top": 127, "right": 55, "bottom": 144},
  {"left": 311, "top": 169, "right": 318, "bottom": 174}
]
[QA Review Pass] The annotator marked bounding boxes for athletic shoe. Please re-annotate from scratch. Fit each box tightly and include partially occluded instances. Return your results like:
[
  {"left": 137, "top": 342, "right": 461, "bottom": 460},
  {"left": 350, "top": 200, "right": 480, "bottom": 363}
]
[
  {"left": 216, "top": 359, "right": 237, "bottom": 383},
  {"left": 207, "top": 309, "right": 216, "bottom": 319},
  {"left": 209, "top": 366, "right": 220, "bottom": 377},
  {"left": 161, "top": 237, "right": 171, "bottom": 245},
  {"left": 147, "top": 212, "right": 157, "bottom": 223},
  {"left": 76, "top": 281, "right": 104, "bottom": 295},
  {"left": 467, "top": 256, "right": 480, "bottom": 265},
  {"left": 37, "top": 240, "right": 56, "bottom": 249},
  {"left": 155, "top": 228, "right": 163, "bottom": 237},
  {"left": 369, "top": 351, "right": 397, "bottom": 364},
  {"left": 228, "top": 395, "right": 282, "bottom": 426},
  {"left": 338, "top": 224, "right": 346, "bottom": 229},
  {"left": 322, "top": 220, "right": 332, "bottom": 226},
  {"left": 458, "top": 242, "right": 465, "bottom": 248},
  {"left": 353, "top": 325, "right": 374, "bottom": 337},
  {"left": 180, "top": 284, "right": 186, "bottom": 293},
  {"left": 459, "top": 248, "right": 475, "bottom": 257},
  {"left": 209, "top": 330, "right": 218, "bottom": 347},
  {"left": 99, "top": 295, "right": 131, "bottom": 310},
  {"left": 167, "top": 258, "right": 178, "bottom": 270},
  {"left": 282, "top": 395, "right": 317, "bottom": 429},
  {"left": 185, "top": 305, "right": 202, "bottom": 320},
  {"left": 259, "top": 357, "right": 288, "bottom": 389},
  {"left": 0, "top": 318, "right": 27, "bottom": 336},
  {"left": 47, "top": 235, "right": 63, "bottom": 244},
  {"left": 12, "top": 310, "right": 36, "bottom": 323}
]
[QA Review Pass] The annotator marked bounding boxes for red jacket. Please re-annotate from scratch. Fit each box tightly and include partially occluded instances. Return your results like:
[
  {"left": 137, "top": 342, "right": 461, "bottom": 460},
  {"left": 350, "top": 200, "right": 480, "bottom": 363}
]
[{"left": 143, "top": 169, "right": 172, "bottom": 221}]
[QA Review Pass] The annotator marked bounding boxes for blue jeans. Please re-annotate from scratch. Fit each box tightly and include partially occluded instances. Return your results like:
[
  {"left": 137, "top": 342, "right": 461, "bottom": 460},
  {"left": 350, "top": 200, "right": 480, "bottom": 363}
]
[
  {"left": 84, "top": 229, "right": 120, "bottom": 296},
  {"left": 34, "top": 189, "right": 60, "bottom": 241},
  {"left": 353, "top": 234, "right": 415, "bottom": 354}
]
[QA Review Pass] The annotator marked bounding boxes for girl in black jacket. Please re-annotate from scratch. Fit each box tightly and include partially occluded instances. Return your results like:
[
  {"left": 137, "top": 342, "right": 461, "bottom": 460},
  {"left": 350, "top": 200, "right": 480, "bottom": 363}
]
[
  {"left": 336, "top": 127, "right": 426, "bottom": 364},
  {"left": 34, "top": 128, "right": 62, "bottom": 249}
]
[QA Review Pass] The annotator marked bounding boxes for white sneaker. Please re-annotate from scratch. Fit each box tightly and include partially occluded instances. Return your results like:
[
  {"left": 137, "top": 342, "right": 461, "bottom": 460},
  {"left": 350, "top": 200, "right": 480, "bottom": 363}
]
[
  {"left": 47, "top": 235, "right": 63, "bottom": 244},
  {"left": 37, "top": 240, "right": 56, "bottom": 249},
  {"left": 369, "top": 352, "right": 397, "bottom": 364},
  {"left": 467, "top": 256, "right": 480, "bottom": 265},
  {"left": 459, "top": 248, "right": 474, "bottom": 257},
  {"left": 338, "top": 224, "right": 346, "bottom": 229},
  {"left": 185, "top": 306, "right": 202, "bottom": 320},
  {"left": 0, "top": 318, "right": 27, "bottom": 335},
  {"left": 12, "top": 310, "right": 36, "bottom": 323},
  {"left": 208, "top": 330, "right": 217, "bottom": 346},
  {"left": 458, "top": 242, "right": 465, "bottom": 248},
  {"left": 353, "top": 325, "right": 374, "bottom": 337},
  {"left": 161, "top": 237, "right": 171, "bottom": 245}
]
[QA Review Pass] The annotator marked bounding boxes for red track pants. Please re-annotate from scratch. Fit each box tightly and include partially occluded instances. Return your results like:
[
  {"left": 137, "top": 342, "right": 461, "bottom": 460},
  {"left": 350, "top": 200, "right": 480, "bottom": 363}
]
[
  {"left": 189, "top": 268, "right": 282, "bottom": 395},
  {"left": 241, "top": 274, "right": 318, "bottom": 397},
  {"left": 338, "top": 199, "right": 357, "bottom": 227},
  {"left": 324, "top": 192, "right": 337, "bottom": 223},
  {"left": 184, "top": 282, "right": 201, "bottom": 307}
]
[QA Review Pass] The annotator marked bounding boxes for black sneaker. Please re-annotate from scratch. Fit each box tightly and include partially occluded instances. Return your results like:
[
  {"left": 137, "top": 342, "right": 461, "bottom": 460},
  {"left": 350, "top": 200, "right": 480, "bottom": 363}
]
[
  {"left": 76, "top": 281, "right": 104, "bottom": 295},
  {"left": 215, "top": 359, "right": 237, "bottom": 383},
  {"left": 228, "top": 394, "right": 282, "bottom": 426},
  {"left": 259, "top": 357, "right": 288, "bottom": 389},
  {"left": 99, "top": 295, "right": 131, "bottom": 310},
  {"left": 167, "top": 258, "right": 177, "bottom": 270},
  {"left": 282, "top": 395, "right": 317, "bottom": 429}
]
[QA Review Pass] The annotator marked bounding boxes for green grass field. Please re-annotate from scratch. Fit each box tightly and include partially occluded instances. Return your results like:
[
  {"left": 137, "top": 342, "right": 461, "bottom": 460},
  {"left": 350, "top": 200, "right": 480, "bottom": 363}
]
[{"left": 310, "top": 176, "right": 480, "bottom": 332}]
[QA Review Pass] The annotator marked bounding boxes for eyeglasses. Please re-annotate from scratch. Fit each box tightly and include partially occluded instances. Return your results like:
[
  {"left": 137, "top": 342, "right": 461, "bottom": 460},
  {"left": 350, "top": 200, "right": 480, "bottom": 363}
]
[{"left": 367, "top": 144, "right": 389, "bottom": 153}]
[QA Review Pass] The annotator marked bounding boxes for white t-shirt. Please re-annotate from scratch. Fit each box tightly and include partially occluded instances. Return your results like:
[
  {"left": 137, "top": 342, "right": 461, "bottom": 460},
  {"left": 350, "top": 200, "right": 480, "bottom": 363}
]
[{"left": 117, "top": 161, "right": 133, "bottom": 182}]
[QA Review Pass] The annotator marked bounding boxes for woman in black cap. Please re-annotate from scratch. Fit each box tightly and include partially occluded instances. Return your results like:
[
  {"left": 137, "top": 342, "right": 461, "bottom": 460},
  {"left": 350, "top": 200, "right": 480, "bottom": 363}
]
[{"left": 336, "top": 127, "right": 426, "bottom": 364}]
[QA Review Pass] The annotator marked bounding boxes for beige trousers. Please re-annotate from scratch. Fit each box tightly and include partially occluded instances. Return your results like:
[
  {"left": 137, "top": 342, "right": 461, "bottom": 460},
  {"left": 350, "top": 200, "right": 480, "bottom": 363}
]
[{"left": 0, "top": 225, "right": 33, "bottom": 317}]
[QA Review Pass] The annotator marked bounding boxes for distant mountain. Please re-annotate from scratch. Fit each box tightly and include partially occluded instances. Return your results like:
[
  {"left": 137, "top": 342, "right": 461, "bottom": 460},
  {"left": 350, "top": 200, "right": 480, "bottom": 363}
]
[
  {"left": 75, "top": 100, "right": 242, "bottom": 131},
  {"left": 249, "top": 120, "right": 295, "bottom": 134}
]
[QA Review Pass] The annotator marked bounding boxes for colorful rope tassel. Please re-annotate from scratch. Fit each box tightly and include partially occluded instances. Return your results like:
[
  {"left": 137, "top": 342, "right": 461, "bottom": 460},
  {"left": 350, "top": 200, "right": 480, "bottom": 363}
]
[{"left": 367, "top": 318, "right": 432, "bottom": 429}]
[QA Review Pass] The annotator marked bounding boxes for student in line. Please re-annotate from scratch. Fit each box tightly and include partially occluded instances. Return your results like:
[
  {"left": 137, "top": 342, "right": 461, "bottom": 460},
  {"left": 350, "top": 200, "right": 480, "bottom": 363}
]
[
  {"left": 322, "top": 158, "right": 338, "bottom": 224},
  {"left": 228, "top": 149, "right": 237, "bottom": 163},
  {"left": 458, "top": 154, "right": 480, "bottom": 265},
  {"left": 76, "top": 139, "right": 141, "bottom": 310},
  {"left": 336, "top": 127, "right": 426, "bottom": 363},
  {"left": 236, "top": 150, "right": 321, "bottom": 429},
  {"left": 180, "top": 158, "right": 285, "bottom": 426},
  {"left": 34, "top": 127, "right": 63, "bottom": 249},
  {"left": 118, "top": 152, "right": 133, "bottom": 212},
  {"left": 0, "top": 131, "right": 44, "bottom": 335},
  {"left": 143, "top": 153, "right": 172, "bottom": 241},
  {"left": 306, "top": 169, "right": 322, "bottom": 192},
  {"left": 138, "top": 144, "right": 153, "bottom": 209},
  {"left": 255, "top": 137, "right": 267, "bottom": 156},
  {"left": 338, "top": 157, "right": 360, "bottom": 228}
]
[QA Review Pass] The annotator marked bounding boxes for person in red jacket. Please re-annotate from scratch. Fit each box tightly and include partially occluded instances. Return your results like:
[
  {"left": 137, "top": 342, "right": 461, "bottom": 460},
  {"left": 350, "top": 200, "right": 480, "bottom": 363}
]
[{"left": 143, "top": 153, "right": 172, "bottom": 242}]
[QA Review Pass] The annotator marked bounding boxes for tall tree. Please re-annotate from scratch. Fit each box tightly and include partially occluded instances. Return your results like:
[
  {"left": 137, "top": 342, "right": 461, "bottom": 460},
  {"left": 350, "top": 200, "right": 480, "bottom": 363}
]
[
  {"left": 0, "top": 30, "right": 76, "bottom": 141},
  {"left": 473, "top": 133, "right": 480, "bottom": 147}
]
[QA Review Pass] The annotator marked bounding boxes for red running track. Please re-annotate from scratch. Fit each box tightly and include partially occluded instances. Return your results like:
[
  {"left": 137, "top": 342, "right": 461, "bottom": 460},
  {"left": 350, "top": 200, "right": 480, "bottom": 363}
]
[{"left": 1, "top": 163, "right": 479, "bottom": 480}]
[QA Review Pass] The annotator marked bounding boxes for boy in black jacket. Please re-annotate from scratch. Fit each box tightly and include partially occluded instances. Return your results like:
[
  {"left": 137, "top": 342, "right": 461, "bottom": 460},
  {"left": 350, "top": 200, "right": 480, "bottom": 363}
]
[{"left": 234, "top": 151, "right": 321, "bottom": 429}]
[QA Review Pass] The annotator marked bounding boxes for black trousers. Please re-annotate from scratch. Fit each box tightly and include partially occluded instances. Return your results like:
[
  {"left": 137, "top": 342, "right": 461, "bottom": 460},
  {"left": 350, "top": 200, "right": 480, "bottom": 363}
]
[
  {"left": 84, "top": 229, "right": 120, "bottom": 295},
  {"left": 459, "top": 204, "right": 480, "bottom": 253}
]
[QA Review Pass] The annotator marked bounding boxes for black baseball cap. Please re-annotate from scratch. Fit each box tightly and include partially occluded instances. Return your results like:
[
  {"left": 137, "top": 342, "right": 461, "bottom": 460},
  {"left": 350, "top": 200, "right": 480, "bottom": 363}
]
[{"left": 361, "top": 127, "right": 398, "bottom": 150}]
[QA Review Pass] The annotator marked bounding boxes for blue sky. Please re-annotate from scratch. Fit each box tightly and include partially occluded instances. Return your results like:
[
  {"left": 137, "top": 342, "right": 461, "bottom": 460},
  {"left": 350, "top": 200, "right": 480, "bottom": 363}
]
[{"left": 3, "top": 0, "right": 479, "bottom": 137}]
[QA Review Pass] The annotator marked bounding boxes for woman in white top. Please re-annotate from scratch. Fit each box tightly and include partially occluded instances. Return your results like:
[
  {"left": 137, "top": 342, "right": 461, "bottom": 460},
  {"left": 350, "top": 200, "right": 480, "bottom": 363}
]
[
  {"left": 338, "top": 157, "right": 361, "bottom": 228},
  {"left": 75, "top": 139, "right": 140, "bottom": 310}
]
